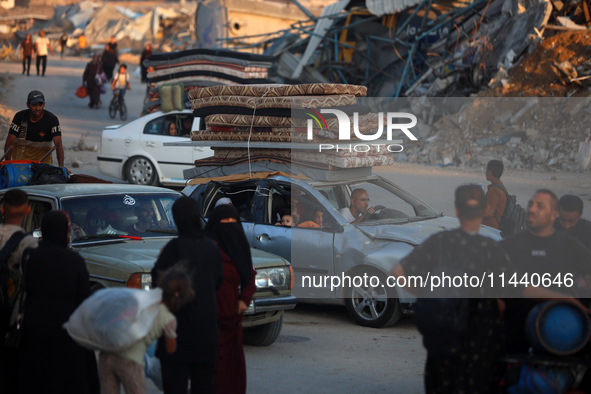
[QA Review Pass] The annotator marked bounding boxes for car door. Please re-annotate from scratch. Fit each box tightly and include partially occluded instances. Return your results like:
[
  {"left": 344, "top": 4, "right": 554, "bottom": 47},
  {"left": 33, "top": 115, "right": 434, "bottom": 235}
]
[
  {"left": 252, "top": 180, "right": 336, "bottom": 299},
  {"left": 139, "top": 113, "right": 209, "bottom": 181}
]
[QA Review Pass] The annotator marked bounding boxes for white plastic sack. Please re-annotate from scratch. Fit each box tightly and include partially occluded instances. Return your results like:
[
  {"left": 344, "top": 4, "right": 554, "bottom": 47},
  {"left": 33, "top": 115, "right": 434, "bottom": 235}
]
[{"left": 64, "top": 288, "right": 163, "bottom": 352}]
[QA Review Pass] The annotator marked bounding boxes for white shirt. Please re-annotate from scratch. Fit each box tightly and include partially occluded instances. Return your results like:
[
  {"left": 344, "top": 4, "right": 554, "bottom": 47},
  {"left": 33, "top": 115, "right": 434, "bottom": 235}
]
[
  {"left": 36, "top": 37, "right": 50, "bottom": 56},
  {"left": 113, "top": 72, "right": 128, "bottom": 89}
]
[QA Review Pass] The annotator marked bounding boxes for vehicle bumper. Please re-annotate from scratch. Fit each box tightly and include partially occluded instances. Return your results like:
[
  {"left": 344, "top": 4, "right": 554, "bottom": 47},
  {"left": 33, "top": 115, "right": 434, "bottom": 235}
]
[{"left": 245, "top": 295, "right": 297, "bottom": 315}]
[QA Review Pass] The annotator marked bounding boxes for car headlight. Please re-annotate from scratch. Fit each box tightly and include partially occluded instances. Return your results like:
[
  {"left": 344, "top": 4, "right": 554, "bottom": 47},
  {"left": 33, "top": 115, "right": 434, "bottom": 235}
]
[
  {"left": 255, "top": 267, "right": 291, "bottom": 289},
  {"left": 127, "top": 273, "right": 152, "bottom": 290}
]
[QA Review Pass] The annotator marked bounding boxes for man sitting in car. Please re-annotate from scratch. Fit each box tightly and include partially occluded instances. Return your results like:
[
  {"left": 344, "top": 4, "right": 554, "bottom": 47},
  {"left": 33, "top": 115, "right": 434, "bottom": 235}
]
[
  {"left": 339, "top": 188, "right": 376, "bottom": 224},
  {"left": 125, "top": 201, "right": 167, "bottom": 236}
]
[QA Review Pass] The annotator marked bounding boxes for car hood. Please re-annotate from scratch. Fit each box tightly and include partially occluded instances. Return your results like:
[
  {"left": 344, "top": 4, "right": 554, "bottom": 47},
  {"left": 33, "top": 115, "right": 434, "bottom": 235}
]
[
  {"left": 74, "top": 238, "right": 171, "bottom": 272},
  {"left": 355, "top": 216, "right": 502, "bottom": 246}
]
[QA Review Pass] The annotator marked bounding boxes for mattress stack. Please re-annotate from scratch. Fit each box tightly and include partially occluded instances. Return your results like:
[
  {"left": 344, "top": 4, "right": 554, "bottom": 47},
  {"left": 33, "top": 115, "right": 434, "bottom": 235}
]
[
  {"left": 188, "top": 83, "right": 395, "bottom": 172},
  {"left": 142, "top": 49, "right": 275, "bottom": 114}
]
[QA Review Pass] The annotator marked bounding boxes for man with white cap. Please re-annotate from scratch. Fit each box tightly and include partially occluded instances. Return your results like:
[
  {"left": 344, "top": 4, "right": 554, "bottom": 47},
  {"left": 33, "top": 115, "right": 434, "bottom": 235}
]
[{"left": 4, "top": 90, "right": 67, "bottom": 171}]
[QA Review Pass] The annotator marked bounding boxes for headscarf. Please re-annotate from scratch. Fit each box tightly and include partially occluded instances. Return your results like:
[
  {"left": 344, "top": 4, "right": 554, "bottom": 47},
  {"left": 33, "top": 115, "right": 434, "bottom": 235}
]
[
  {"left": 41, "top": 210, "right": 70, "bottom": 248},
  {"left": 172, "top": 196, "right": 203, "bottom": 239},
  {"left": 204, "top": 205, "right": 252, "bottom": 287}
]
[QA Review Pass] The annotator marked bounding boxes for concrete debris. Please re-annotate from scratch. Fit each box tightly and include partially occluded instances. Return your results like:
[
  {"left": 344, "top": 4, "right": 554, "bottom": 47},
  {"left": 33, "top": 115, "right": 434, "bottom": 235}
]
[
  {"left": 1, "top": 1, "right": 197, "bottom": 58},
  {"left": 401, "top": 97, "right": 591, "bottom": 172}
]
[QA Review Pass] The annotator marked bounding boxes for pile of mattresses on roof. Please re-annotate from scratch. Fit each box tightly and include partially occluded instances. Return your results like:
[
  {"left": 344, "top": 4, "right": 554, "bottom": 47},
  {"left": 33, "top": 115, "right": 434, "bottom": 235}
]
[
  {"left": 187, "top": 83, "right": 395, "bottom": 176},
  {"left": 142, "top": 49, "right": 276, "bottom": 115}
]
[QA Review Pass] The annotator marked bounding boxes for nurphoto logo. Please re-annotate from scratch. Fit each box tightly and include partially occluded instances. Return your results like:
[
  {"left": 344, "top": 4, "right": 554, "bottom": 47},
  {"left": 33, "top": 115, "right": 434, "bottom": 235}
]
[{"left": 304, "top": 108, "right": 419, "bottom": 153}]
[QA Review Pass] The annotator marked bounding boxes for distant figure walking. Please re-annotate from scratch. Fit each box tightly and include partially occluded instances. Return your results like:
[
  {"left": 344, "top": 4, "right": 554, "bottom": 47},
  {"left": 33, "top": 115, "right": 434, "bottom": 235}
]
[
  {"left": 21, "top": 33, "right": 35, "bottom": 76},
  {"left": 140, "top": 42, "right": 152, "bottom": 83},
  {"left": 83, "top": 53, "right": 104, "bottom": 109},
  {"left": 101, "top": 36, "right": 119, "bottom": 81},
  {"left": 35, "top": 30, "right": 54, "bottom": 76},
  {"left": 78, "top": 33, "right": 87, "bottom": 59},
  {"left": 59, "top": 31, "right": 68, "bottom": 59}
]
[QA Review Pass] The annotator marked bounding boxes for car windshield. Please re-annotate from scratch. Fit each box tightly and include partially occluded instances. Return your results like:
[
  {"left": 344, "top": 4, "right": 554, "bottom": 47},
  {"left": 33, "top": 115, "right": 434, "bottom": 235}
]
[
  {"left": 62, "top": 193, "right": 180, "bottom": 241},
  {"left": 311, "top": 177, "right": 439, "bottom": 224}
]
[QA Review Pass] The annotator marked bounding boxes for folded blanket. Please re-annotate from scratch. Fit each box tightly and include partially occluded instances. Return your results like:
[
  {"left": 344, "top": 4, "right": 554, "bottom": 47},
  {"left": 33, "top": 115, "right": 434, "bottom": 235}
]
[
  {"left": 191, "top": 95, "right": 357, "bottom": 110},
  {"left": 193, "top": 105, "right": 370, "bottom": 119},
  {"left": 188, "top": 83, "right": 368, "bottom": 99}
]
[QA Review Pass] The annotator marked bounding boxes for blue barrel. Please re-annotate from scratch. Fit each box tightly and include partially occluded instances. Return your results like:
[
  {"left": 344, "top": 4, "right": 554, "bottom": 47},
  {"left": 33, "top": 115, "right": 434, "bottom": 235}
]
[
  {"left": 0, "top": 163, "right": 34, "bottom": 189},
  {"left": 526, "top": 300, "right": 590, "bottom": 355}
]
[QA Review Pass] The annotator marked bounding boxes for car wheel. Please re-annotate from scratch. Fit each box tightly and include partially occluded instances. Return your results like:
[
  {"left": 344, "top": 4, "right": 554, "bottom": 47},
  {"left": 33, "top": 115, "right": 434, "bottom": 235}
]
[
  {"left": 243, "top": 312, "right": 284, "bottom": 346},
  {"left": 125, "top": 156, "right": 157, "bottom": 185},
  {"left": 344, "top": 270, "right": 402, "bottom": 328}
]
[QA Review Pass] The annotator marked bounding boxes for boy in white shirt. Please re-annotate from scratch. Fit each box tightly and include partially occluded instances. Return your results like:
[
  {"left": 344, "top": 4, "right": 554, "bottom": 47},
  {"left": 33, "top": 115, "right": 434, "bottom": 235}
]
[{"left": 111, "top": 63, "right": 131, "bottom": 108}]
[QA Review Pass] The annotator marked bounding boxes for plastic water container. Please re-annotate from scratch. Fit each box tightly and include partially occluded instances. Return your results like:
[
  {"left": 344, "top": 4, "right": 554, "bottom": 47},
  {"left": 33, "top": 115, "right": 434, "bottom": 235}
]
[
  {"left": 526, "top": 300, "right": 591, "bottom": 355},
  {"left": 0, "top": 161, "right": 69, "bottom": 189},
  {"left": 0, "top": 162, "right": 34, "bottom": 189}
]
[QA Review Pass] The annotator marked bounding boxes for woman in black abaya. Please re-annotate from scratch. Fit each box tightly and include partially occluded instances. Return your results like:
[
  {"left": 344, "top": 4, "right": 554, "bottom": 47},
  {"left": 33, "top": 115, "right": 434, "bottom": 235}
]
[
  {"left": 205, "top": 205, "right": 256, "bottom": 394},
  {"left": 18, "top": 210, "right": 98, "bottom": 393}
]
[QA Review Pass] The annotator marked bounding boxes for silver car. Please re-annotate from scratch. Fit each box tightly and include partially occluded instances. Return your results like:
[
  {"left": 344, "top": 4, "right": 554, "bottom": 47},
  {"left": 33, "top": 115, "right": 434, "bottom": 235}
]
[
  {"left": 184, "top": 173, "right": 501, "bottom": 328},
  {"left": 0, "top": 184, "right": 295, "bottom": 345}
]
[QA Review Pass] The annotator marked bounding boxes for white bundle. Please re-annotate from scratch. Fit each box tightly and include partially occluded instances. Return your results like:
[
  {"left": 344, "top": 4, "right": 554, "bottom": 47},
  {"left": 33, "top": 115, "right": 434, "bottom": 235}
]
[{"left": 64, "top": 287, "right": 162, "bottom": 352}]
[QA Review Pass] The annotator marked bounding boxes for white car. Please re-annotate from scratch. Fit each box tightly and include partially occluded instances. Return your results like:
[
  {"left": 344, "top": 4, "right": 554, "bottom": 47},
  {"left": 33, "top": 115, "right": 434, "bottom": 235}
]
[{"left": 98, "top": 110, "right": 212, "bottom": 186}]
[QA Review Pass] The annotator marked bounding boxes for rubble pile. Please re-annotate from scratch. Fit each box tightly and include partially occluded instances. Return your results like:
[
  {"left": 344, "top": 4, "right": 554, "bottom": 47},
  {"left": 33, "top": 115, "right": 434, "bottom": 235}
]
[
  {"left": 401, "top": 96, "right": 591, "bottom": 172},
  {"left": 485, "top": 29, "right": 591, "bottom": 97}
]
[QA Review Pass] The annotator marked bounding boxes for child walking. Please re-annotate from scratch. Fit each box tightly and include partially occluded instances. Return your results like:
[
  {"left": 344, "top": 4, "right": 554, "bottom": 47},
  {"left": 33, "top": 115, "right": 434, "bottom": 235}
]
[{"left": 98, "top": 268, "right": 195, "bottom": 394}]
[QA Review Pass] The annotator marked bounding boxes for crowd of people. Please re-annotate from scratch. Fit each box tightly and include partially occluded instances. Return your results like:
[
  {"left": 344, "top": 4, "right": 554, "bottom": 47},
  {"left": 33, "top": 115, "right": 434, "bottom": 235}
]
[
  {"left": 391, "top": 159, "right": 591, "bottom": 393},
  {"left": 0, "top": 191, "right": 257, "bottom": 394},
  {"left": 1, "top": 96, "right": 590, "bottom": 393}
]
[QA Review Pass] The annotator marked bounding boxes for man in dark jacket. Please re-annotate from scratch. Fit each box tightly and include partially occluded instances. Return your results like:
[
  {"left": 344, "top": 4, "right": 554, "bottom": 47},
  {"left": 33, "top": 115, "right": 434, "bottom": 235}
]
[{"left": 101, "top": 36, "right": 119, "bottom": 81}]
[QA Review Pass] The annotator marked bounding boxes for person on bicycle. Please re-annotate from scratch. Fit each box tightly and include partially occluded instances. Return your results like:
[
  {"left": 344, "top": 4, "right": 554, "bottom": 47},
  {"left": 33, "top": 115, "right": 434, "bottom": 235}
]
[{"left": 111, "top": 63, "right": 130, "bottom": 109}]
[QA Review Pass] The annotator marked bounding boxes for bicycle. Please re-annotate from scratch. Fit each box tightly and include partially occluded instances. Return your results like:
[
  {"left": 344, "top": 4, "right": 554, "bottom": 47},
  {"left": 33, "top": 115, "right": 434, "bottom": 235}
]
[{"left": 108, "top": 91, "right": 127, "bottom": 121}]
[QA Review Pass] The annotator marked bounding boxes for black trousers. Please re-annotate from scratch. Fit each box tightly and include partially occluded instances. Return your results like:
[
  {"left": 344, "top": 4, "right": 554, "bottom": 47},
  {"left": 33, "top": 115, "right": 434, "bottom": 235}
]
[
  {"left": 22, "top": 56, "right": 31, "bottom": 75},
  {"left": 160, "top": 360, "right": 215, "bottom": 394},
  {"left": 36, "top": 55, "right": 47, "bottom": 76}
]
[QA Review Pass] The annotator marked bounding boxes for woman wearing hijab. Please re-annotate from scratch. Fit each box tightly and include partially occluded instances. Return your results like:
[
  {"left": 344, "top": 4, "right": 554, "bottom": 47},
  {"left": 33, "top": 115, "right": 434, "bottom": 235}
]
[
  {"left": 205, "top": 205, "right": 257, "bottom": 394},
  {"left": 151, "top": 197, "right": 223, "bottom": 394},
  {"left": 82, "top": 53, "right": 104, "bottom": 109},
  {"left": 18, "top": 210, "right": 99, "bottom": 393}
]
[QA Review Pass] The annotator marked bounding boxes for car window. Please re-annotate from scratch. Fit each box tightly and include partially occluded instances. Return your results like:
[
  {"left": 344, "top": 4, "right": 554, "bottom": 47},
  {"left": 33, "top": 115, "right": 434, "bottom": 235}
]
[
  {"left": 267, "top": 182, "right": 330, "bottom": 229},
  {"left": 324, "top": 177, "right": 438, "bottom": 223},
  {"left": 62, "top": 193, "right": 180, "bottom": 240},
  {"left": 144, "top": 117, "right": 165, "bottom": 135},
  {"left": 22, "top": 200, "right": 53, "bottom": 233},
  {"left": 202, "top": 182, "right": 258, "bottom": 223}
]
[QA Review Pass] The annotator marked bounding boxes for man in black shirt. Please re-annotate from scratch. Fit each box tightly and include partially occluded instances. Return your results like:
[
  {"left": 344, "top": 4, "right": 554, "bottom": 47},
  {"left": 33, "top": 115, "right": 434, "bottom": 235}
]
[
  {"left": 500, "top": 189, "right": 591, "bottom": 353},
  {"left": 4, "top": 91, "right": 67, "bottom": 170},
  {"left": 391, "top": 185, "right": 514, "bottom": 393},
  {"left": 554, "top": 194, "right": 591, "bottom": 251}
]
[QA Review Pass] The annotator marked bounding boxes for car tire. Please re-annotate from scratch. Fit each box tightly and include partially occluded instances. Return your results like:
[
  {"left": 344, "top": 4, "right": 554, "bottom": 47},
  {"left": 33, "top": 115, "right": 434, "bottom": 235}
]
[
  {"left": 344, "top": 270, "right": 402, "bottom": 328},
  {"left": 125, "top": 156, "right": 158, "bottom": 185},
  {"left": 243, "top": 311, "right": 284, "bottom": 346}
]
